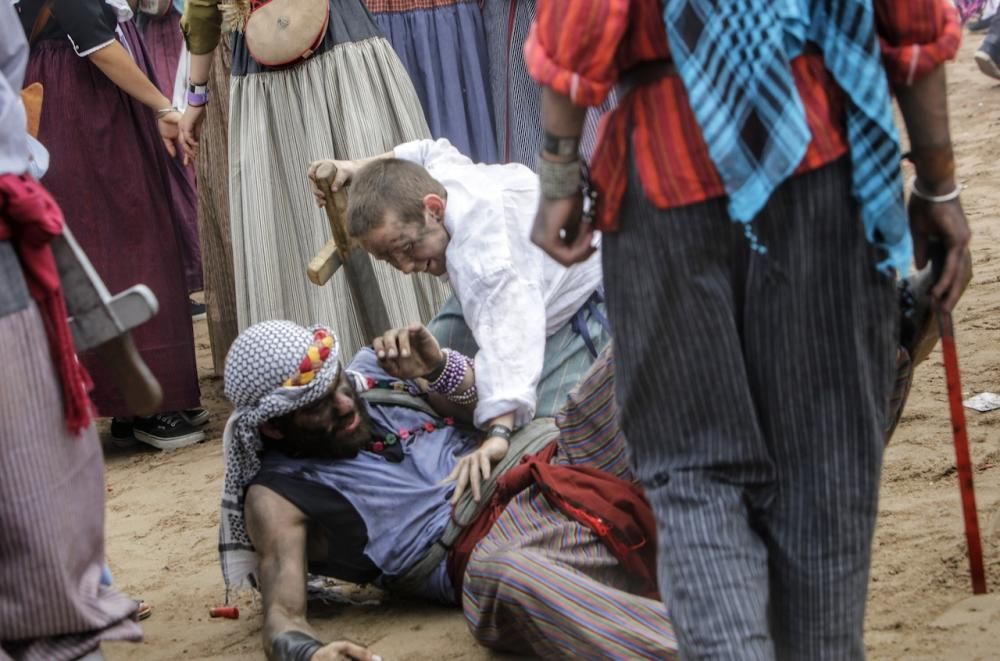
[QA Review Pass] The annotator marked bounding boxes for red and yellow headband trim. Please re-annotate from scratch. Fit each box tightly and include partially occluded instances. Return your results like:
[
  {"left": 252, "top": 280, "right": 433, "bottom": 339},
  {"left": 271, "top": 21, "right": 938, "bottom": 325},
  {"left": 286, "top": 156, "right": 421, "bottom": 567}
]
[{"left": 282, "top": 329, "right": 336, "bottom": 388}]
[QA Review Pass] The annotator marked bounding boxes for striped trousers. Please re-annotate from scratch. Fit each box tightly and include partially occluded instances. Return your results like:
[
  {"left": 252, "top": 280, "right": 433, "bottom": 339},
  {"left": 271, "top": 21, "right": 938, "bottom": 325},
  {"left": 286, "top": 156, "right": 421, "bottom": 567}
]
[
  {"left": 603, "top": 157, "right": 897, "bottom": 659},
  {"left": 0, "top": 245, "right": 141, "bottom": 659},
  {"left": 462, "top": 347, "right": 679, "bottom": 659}
]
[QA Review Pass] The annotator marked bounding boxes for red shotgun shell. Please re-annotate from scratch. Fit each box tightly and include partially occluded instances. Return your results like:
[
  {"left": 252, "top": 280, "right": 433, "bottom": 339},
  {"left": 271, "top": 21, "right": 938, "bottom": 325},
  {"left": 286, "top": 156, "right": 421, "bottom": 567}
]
[{"left": 209, "top": 606, "right": 239, "bottom": 619}]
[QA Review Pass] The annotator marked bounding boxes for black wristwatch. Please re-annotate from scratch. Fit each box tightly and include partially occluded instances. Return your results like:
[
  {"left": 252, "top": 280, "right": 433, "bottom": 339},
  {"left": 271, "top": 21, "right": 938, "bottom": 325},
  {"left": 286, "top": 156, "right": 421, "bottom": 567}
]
[
  {"left": 542, "top": 132, "right": 580, "bottom": 158},
  {"left": 486, "top": 424, "right": 513, "bottom": 441}
]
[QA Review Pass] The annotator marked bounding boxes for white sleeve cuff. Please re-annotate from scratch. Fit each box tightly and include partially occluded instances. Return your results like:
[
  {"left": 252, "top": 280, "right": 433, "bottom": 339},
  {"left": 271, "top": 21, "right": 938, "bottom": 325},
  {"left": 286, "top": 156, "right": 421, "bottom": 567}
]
[
  {"left": 71, "top": 37, "right": 116, "bottom": 58},
  {"left": 474, "top": 395, "right": 536, "bottom": 430}
]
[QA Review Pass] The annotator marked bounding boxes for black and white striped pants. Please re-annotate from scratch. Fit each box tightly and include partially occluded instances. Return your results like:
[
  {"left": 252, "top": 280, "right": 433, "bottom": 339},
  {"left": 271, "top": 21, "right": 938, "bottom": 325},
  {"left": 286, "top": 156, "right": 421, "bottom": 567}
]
[{"left": 603, "top": 157, "right": 897, "bottom": 660}]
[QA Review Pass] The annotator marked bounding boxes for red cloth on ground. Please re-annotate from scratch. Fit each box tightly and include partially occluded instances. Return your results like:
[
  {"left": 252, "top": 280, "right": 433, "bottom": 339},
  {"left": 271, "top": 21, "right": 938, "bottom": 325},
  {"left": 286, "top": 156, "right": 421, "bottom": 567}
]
[
  {"left": 0, "top": 173, "right": 92, "bottom": 434},
  {"left": 447, "top": 441, "right": 659, "bottom": 604}
]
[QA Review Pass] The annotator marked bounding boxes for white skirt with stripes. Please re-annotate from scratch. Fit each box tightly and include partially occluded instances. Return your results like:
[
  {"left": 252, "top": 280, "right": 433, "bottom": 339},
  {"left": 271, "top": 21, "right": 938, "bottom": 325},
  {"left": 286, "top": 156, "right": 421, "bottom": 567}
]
[{"left": 229, "top": 37, "right": 452, "bottom": 357}]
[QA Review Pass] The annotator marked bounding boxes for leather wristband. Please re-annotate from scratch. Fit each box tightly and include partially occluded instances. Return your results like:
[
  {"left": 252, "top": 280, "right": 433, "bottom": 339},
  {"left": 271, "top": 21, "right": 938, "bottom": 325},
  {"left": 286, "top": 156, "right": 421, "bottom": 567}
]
[
  {"left": 542, "top": 132, "right": 580, "bottom": 158},
  {"left": 486, "top": 424, "right": 512, "bottom": 441},
  {"left": 271, "top": 631, "right": 324, "bottom": 661},
  {"left": 536, "top": 154, "right": 581, "bottom": 199}
]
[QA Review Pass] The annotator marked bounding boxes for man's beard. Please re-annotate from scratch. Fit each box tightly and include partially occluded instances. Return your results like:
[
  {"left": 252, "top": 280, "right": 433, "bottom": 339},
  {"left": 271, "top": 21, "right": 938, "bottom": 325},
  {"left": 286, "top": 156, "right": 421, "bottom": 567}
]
[
  {"left": 279, "top": 414, "right": 372, "bottom": 460},
  {"left": 277, "top": 387, "right": 374, "bottom": 460}
]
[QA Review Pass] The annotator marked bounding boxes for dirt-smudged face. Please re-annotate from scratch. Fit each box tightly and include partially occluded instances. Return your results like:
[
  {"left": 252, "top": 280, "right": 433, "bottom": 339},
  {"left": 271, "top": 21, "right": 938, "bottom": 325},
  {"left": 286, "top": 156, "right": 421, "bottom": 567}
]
[
  {"left": 359, "top": 208, "right": 450, "bottom": 277},
  {"left": 265, "top": 372, "right": 373, "bottom": 460}
]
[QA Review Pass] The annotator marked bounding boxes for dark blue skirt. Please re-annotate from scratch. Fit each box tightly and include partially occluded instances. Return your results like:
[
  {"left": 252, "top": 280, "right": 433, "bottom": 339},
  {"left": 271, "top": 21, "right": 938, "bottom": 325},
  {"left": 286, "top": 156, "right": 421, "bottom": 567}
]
[{"left": 370, "top": 0, "right": 498, "bottom": 163}]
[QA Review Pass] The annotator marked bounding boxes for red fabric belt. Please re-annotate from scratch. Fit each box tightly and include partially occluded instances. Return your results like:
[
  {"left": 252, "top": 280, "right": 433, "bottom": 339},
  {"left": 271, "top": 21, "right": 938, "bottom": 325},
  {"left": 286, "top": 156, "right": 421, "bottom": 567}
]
[
  {"left": 0, "top": 174, "right": 92, "bottom": 434},
  {"left": 446, "top": 440, "right": 660, "bottom": 604}
]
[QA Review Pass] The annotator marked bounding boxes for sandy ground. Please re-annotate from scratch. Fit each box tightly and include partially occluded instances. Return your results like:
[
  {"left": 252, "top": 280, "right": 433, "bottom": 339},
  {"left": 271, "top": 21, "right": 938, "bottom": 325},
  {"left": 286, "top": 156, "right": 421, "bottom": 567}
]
[{"left": 101, "top": 33, "right": 1000, "bottom": 661}]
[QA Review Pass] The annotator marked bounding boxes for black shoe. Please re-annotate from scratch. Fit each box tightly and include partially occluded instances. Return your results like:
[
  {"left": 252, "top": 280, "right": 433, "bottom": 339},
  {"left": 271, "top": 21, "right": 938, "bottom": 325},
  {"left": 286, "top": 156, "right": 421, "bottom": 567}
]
[
  {"left": 975, "top": 17, "right": 1000, "bottom": 80},
  {"left": 969, "top": 14, "right": 995, "bottom": 33},
  {"left": 190, "top": 299, "right": 207, "bottom": 320},
  {"left": 181, "top": 407, "right": 210, "bottom": 427},
  {"left": 110, "top": 417, "right": 136, "bottom": 447},
  {"left": 133, "top": 412, "right": 206, "bottom": 450}
]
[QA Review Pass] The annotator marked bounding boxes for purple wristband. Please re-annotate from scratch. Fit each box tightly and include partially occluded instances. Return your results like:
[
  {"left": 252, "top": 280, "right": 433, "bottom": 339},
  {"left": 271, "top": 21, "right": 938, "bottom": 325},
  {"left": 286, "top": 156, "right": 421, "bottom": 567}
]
[{"left": 187, "top": 90, "right": 208, "bottom": 107}]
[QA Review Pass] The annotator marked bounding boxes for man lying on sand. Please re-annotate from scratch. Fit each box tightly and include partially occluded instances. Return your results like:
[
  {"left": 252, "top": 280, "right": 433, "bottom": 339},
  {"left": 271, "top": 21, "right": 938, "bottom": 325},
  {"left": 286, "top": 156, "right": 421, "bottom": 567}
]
[{"left": 219, "top": 320, "right": 678, "bottom": 660}]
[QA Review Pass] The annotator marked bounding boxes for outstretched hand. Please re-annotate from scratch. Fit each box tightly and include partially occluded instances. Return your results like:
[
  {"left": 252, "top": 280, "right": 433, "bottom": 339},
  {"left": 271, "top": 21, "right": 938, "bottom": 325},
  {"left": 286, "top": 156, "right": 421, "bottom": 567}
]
[
  {"left": 372, "top": 323, "right": 444, "bottom": 380},
  {"left": 307, "top": 159, "right": 360, "bottom": 208},
  {"left": 908, "top": 194, "right": 971, "bottom": 312},
  {"left": 312, "top": 640, "right": 381, "bottom": 661},
  {"left": 530, "top": 193, "right": 596, "bottom": 266}
]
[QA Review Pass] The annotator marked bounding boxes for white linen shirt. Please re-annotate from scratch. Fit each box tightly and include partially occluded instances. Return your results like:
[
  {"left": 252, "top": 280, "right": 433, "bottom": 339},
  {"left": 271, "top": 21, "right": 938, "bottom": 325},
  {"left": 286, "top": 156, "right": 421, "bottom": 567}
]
[{"left": 394, "top": 139, "right": 603, "bottom": 429}]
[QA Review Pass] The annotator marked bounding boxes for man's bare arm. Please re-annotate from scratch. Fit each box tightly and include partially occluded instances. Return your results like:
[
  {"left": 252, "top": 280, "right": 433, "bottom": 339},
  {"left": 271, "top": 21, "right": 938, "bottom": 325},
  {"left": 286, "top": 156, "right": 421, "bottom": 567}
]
[
  {"left": 244, "top": 485, "right": 317, "bottom": 657},
  {"left": 245, "top": 486, "right": 378, "bottom": 661},
  {"left": 894, "top": 65, "right": 971, "bottom": 311}
]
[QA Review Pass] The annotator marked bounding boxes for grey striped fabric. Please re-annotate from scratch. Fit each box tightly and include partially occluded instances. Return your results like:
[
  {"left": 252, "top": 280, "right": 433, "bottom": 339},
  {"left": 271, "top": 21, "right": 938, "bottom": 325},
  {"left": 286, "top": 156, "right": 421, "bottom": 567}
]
[
  {"left": 462, "top": 347, "right": 676, "bottom": 657},
  {"left": 0, "top": 300, "right": 141, "bottom": 660},
  {"left": 481, "top": 0, "right": 617, "bottom": 168},
  {"left": 228, "top": 37, "right": 452, "bottom": 358},
  {"left": 197, "top": 33, "right": 238, "bottom": 375},
  {"left": 602, "top": 157, "right": 897, "bottom": 660}
]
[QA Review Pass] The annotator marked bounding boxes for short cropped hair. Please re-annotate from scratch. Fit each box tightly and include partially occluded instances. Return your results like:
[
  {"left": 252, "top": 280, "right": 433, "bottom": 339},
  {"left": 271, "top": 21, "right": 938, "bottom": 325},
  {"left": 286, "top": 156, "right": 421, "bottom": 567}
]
[{"left": 346, "top": 158, "right": 447, "bottom": 238}]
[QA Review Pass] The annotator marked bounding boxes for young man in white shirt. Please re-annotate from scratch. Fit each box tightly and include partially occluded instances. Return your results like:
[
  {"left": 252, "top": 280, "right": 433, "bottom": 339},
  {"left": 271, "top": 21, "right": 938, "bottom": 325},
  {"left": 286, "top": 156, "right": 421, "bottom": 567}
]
[{"left": 307, "top": 138, "right": 608, "bottom": 495}]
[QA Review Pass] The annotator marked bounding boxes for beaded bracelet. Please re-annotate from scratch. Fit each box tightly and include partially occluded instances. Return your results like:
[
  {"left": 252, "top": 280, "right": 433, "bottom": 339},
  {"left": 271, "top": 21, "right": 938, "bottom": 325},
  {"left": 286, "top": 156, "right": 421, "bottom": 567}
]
[
  {"left": 447, "top": 381, "right": 478, "bottom": 406},
  {"left": 426, "top": 349, "right": 477, "bottom": 405},
  {"left": 427, "top": 349, "right": 465, "bottom": 395}
]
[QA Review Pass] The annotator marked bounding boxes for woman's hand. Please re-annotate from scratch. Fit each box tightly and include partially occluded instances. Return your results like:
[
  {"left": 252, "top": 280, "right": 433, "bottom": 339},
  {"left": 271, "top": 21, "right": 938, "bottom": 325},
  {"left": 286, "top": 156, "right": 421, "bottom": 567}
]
[
  {"left": 179, "top": 104, "right": 207, "bottom": 165},
  {"left": 157, "top": 110, "right": 182, "bottom": 159},
  {"left": 442, "top": 436, "right": 509, "bottom": 504}
]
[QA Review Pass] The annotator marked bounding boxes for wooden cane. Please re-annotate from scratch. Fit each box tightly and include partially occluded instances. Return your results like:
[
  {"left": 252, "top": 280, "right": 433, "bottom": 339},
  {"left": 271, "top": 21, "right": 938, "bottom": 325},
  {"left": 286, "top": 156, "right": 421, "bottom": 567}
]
[
  {"left": 932, "top": 244, "right": 987, "bottom": 594},
  {"left": 306, "top": 166, "right": 391, "bottom": 340}
]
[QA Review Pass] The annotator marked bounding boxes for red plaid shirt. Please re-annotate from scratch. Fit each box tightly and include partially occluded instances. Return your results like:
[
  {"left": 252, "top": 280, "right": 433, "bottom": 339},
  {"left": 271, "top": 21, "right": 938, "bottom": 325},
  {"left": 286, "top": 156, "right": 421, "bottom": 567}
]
[{"left": 525, "top": 0, "right": 961, "bottom": 232}]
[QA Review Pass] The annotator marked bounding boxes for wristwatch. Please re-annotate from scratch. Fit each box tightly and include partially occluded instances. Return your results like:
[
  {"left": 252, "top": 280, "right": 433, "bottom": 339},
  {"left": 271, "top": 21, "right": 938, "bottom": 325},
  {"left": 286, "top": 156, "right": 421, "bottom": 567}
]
[
  {"left": 486, "top": 424, "right": 513, "bottom": 441},
  {"left": 187, "top": 81, "right": 209, "bottom": 107}
]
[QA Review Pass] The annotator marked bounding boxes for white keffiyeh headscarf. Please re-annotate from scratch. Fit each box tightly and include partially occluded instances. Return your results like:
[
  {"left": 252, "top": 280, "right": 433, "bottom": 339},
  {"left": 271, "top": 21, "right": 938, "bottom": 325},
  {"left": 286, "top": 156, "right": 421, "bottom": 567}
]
[{"left": 219, "top": 320, "right": 341, "bottom": 590}]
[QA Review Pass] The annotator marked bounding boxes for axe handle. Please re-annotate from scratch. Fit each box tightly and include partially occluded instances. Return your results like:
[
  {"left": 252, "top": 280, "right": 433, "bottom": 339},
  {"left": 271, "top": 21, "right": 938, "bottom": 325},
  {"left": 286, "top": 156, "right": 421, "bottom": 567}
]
[
  {"left": 92, "top": 334, "right": 163, "bottom": 417},
  {"left": 318, "top": 170, "right": 352, "bottom": 260},
  {"left": 307, "top": 168, "right": 392, "bottom": 339}
]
